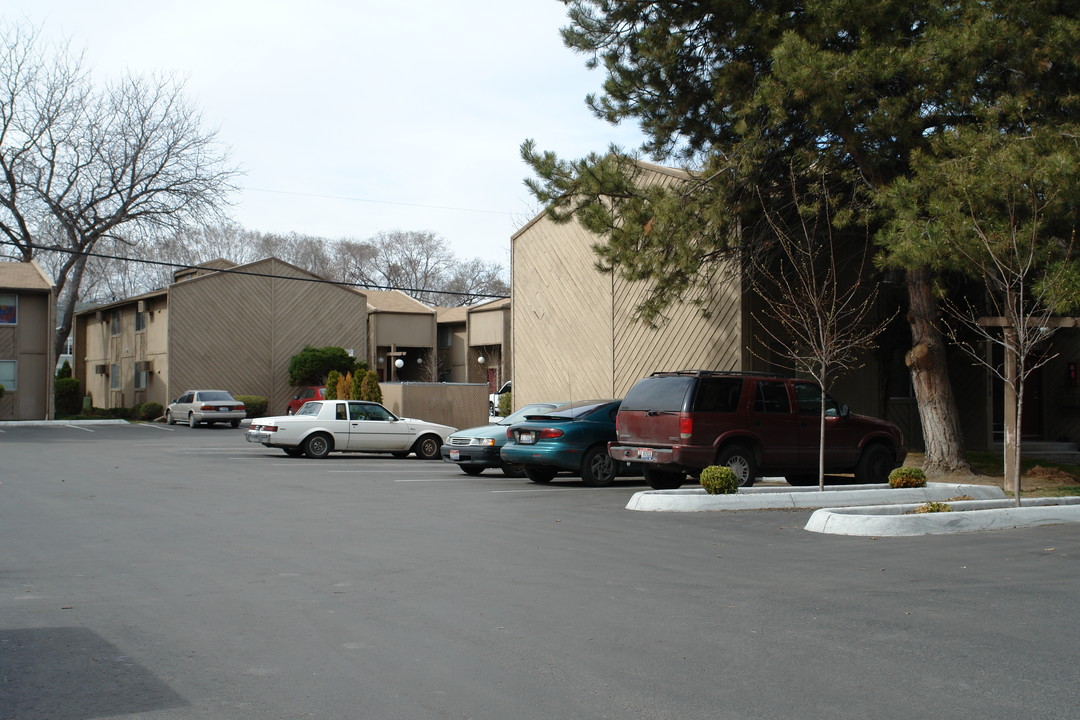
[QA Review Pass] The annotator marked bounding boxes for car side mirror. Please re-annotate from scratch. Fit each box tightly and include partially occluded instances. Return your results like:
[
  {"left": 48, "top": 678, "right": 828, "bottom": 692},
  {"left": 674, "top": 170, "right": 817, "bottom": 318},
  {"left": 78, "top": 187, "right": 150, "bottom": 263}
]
[{"left": 839, "top": 404, "right": 850, "bottom": 419}]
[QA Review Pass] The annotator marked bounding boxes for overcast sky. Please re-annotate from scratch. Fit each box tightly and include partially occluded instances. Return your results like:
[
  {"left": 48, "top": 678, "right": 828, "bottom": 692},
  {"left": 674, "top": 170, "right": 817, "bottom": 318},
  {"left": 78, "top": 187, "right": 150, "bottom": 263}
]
[{"left": 4, "top": 1, "right": 646, "bottom": 267}]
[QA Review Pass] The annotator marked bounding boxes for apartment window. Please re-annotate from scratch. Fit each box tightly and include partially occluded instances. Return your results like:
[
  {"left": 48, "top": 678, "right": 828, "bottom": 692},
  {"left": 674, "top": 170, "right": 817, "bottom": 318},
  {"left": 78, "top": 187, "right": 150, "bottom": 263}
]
[
  {"left": 109, "top": 309, "right": 121, "bottom": 335},
  {"left": 134, "top": 368, "right": 147, "bottom": 390},
  {"left": 0, "top": 359, "right": 15, "bottom": 390},
  {"left": 0, "top": 294, "right": 16, "bottom": 325},
  {"left": 135, "top": 311, "right": 147, "bottom": 332},
  {"left": 110, "top": 363, "right": 121, "bottom": 390}
]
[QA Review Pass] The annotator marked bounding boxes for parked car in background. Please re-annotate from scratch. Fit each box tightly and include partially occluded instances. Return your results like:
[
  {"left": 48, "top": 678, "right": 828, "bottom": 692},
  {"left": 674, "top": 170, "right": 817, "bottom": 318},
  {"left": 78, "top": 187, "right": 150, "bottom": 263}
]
[
  {"left": 246, "top": 399, "right": 455, "bottom": 459},
  {"left": 286, "top": 386, "right": 325, "bottom": 415},
  {"left": 489, "top": 380, "right": 511, "bottom": 415},
  {"left": 608, "top": 370, "right": 907, "bottom": 489},
  {"left": 442, "top": 402, "right": 564, "bottom": 476},
  {"left": 166, "top": 390, "right": 246, "bottom": 428},
  {"left": 500, "top": 399, "right": 639, "bottom": 486}
]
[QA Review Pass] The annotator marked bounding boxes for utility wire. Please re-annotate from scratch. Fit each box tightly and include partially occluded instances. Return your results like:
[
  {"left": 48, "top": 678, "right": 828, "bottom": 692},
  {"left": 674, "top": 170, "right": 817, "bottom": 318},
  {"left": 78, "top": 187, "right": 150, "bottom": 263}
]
[{"left": 0, "top": 239, "right": 510, "bottom": 302}]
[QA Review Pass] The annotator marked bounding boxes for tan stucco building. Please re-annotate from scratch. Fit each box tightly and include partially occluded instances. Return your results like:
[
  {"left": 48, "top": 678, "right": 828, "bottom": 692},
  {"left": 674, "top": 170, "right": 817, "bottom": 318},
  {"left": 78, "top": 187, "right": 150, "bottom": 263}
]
[{"left": 0, "top": 261, "right": 56, "bottom": 420}]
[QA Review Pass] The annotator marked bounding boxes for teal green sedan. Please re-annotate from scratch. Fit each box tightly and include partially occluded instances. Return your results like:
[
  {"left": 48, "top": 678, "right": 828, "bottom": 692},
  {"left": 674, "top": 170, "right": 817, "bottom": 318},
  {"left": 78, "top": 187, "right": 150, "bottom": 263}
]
[{"left": 500, "top": 399, "right": 640, "bottom": 486}]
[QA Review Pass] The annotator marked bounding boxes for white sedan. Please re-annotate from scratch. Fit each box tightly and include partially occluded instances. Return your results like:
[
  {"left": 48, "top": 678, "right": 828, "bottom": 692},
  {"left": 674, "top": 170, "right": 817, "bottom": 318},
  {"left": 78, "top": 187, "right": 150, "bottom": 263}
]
[{"left": 246, "top": 399, "right": 456, "bottom": 459}]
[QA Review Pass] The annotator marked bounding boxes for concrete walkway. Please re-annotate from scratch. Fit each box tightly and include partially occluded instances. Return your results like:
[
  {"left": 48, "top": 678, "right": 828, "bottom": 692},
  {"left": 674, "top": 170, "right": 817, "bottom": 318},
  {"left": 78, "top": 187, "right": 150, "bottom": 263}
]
[{"left": 625, "top": 482, "right": 1005, "bottom": 512}]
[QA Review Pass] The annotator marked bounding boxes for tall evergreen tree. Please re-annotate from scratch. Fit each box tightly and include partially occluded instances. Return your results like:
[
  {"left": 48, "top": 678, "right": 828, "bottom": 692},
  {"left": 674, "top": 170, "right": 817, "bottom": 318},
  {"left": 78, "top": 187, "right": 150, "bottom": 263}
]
[{"left": 523, "top": 0, "right": 1080, "bottom": 475}]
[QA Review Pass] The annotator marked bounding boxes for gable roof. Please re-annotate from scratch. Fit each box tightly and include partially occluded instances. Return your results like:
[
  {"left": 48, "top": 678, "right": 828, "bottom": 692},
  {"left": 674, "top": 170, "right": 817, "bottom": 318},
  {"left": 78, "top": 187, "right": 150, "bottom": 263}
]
[{"left": 0, "top": 261, "right": 55, "bottom": 292}]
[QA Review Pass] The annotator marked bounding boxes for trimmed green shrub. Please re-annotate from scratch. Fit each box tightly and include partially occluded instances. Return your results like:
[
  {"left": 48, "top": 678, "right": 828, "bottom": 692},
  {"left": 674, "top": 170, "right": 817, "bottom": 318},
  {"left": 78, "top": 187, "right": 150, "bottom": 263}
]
[
  {"left": 360, "top": 370, "right": 382, "bottom": 403},
  {"left": 135, "top": 402, "right": 163, "bottom": 421},
  {"left": 106, "top": 406, "right": 133, "bottom": 419},
  {"left": 57, "top": 360, "right": 72, "bottom": 379},
  {"left": 324, "top": 370, "right": 341, "bottom": 400},
  {"left": 498, "top": 391, "right": 512, "bottom": 417},
  {"left": 0, "top": 383, "right": 5, "bottom": 400},
  {"left": 700, "top": 465, "right": 740, "bottom": 495},
  {"left": 55, "top": 377, "right": 83, "bottom": 416},
  {"left": 287, "top": 346, "right": 366, "bottom": 386},
  {"left": 350, "top": 371, "right": 364, "bottom": 400},
  {"left": 907, "top": 501, "right": 953, "bottom": 514},
  {"left": 235, "top": 395, "right": 267, "bottom": 418},
  {"left": 889, "top": 467, "right": 927, "bottom": 488}
]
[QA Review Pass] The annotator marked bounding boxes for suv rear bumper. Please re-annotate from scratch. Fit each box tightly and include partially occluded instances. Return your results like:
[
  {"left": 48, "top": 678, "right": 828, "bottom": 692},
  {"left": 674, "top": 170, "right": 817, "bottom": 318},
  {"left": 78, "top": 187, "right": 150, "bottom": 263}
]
[{"left": 608, "top": 443, "right": 714, "bottom": 470}]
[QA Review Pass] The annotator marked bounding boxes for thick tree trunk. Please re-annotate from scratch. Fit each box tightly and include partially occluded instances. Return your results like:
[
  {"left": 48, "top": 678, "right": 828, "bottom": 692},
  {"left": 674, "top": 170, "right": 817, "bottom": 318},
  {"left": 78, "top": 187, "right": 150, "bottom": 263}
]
[
  {"left": 905, "top": 267, "right": 971, "bottom": 476},
  {"left": 54, "top": 253, "right": 90, "bottom": 365}
]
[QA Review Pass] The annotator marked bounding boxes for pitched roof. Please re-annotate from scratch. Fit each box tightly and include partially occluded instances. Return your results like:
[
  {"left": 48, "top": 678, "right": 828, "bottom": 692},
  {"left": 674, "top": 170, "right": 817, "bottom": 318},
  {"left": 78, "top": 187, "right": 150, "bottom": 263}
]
[
  {"left": 364, "top": 289, "right": 433, "bottom": 314},
  {"left": 0, "top": 261, "right": 54, "bottom": 292}
]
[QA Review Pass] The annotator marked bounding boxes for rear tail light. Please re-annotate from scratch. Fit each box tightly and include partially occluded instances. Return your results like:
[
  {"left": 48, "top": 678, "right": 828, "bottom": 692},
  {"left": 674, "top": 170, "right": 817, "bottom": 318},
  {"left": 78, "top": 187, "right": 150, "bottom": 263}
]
[
  {"left": 538, "top": 428, "right": 564, "bottom": 440},
  {"left": 260, "top": 425, "right": 279, "bottom": 432},
  {"left": 680, "top": 416, "right": 693, "bottom": 440}
]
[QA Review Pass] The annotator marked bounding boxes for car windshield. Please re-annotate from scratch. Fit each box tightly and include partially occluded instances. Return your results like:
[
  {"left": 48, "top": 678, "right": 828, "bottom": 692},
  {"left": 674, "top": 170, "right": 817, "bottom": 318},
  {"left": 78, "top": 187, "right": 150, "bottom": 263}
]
[
  {"left": 198, "top": 391, "right": 235, "bottom": 402},
  {"left": 499, "top": 403, "right": 559, "bottom": 425},
  {"left": 296, "top": 402, "right": 321, "bottom": 417},
  {"left": 535, "top": 401, "right": 613, "bottom": 420}
]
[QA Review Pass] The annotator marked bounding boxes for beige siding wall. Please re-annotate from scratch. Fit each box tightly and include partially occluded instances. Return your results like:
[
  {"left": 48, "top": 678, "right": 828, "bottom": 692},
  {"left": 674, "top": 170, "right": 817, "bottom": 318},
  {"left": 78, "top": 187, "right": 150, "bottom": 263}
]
[
  {"left": 372, "top": 312, "right": 434, "bottom": 349},
  {"left": 468, "top": 309, "right": 505, "bottom": 346},
  {"left": 380, "top": 382, "right": 488, "bottom": 431},
  {"left": 511, "top": 213, "right": 747, "bottom": 408},
  {"left": 168, "top": 259, "right": 367, "bottom": 413},
  {"left": 0, "top": 292, "right": 53, "bottom": 419}
]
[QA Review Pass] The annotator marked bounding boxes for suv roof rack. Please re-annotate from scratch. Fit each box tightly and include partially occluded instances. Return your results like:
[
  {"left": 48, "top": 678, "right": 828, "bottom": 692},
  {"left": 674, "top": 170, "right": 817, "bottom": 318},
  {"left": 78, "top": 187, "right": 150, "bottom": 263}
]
[{"left": 649, "top": 370, "right": 788, "bottom": 378}]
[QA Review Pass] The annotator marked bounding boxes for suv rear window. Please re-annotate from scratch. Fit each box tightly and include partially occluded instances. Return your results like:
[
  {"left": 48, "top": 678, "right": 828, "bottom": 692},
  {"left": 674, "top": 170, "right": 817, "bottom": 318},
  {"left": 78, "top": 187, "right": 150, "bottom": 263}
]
[
  {"left": 693, "top": 378, "right": 743, "bottom": 412},
  {"left": 621, "top": 376, "right": 695, "bottom": 412}
]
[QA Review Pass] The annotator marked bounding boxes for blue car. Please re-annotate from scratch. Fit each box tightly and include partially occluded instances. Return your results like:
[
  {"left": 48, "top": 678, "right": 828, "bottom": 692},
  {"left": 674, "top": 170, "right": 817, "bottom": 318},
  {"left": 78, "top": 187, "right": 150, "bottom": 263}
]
[
  {"left": 501, "top": 399, "right": 639, "bottom": 486},
  {"left": 441, "top": 402, "right": 563, "bottom": 476}
]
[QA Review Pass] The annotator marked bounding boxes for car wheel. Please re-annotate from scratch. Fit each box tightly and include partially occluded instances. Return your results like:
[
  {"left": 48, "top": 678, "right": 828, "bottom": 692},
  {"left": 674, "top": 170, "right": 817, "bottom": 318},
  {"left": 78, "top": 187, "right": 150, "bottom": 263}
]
[
  {"left": 287, "top": 408, "right": 294, "bottom": 415},
  {"left": 283, "top": 447, "right": 305, "bottom": 457},
  {"left": 230, "top": 419, "right": 241, "bottom": 429},
  {"left": 460, "top": 466, "right": 485, "bottom": 476},
  {"left": 581, "top": 446, "right": 616, "bottom": 486},
  {"left": 165, "top": 410, "right": 175, "bottom": 425},
  {"left": 188, "top": 413, "right": 198, "bottom": 428},
  {"left": 855, "top": 444, "right": 893, "bottom": 484},
  {"left": 414, "top": 435, "right": 441, "bottom": 460},
  {"left": 391, "top": 451, "right": 410, "bottom": 459},
  {"left": 524, "top": 465, "right": 556, "bottom": 483},
  {"left": 643, "top": 466, "right": 685, "bottom": 490},
  {"left": 785, "top": 475, "right": 818, "bottom": 486},
  {"left": 489, "top": 401, "right": 495, "bottom": 416},
  {"left": 501, "top": 462, "right": 526, "bottom": 478},
  {"left": 716, "top": 443, "right": 758, "bottom": 487},
  {"left": 303, "top": 433, "right": 333, "bottom": 459}
]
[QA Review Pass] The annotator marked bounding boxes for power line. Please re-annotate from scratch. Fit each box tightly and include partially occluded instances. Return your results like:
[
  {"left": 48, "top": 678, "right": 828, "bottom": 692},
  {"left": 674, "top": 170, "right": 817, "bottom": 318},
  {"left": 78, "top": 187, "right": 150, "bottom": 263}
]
[{"left": 0, "top": 239, "right": 510, "bottom": 302}]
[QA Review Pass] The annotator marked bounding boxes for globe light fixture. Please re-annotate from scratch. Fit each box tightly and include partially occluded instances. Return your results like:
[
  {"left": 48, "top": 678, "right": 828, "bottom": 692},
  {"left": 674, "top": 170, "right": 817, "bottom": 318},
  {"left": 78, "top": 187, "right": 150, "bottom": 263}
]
[{"left": 394, "top": 358, "right": 404, "bottom": 369}]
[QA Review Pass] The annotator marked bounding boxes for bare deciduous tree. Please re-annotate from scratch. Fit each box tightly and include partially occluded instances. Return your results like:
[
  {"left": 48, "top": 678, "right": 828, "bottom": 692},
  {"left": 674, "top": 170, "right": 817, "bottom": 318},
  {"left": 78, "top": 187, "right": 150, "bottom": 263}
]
[
  {"left": 0, "top": 21, "right": 239, "bottom": 360},
  {"left": 751, "top": 182, "right": 893, "bottom": 489}
]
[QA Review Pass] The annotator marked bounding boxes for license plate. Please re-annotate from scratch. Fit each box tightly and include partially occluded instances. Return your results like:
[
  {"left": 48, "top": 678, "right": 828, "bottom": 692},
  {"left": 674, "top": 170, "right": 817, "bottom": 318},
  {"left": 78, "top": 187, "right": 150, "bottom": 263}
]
[
  {"left": 638, "top": 448, "right": 654, "bottom": 461},
  {"left": 518, "top": 431, "right": 535, "bottom": 445},
  {"left": 450, "top": 449, "right": 460, "bottom": 460},
  {"left": 248, "top": 432, "right": 270, "bottom": 443}
]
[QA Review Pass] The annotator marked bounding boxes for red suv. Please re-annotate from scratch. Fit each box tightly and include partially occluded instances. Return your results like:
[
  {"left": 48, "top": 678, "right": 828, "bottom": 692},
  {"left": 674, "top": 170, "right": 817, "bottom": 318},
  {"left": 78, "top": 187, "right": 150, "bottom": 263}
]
[{"left": 608, "top": 371, "right": 906, "bottom": 489}]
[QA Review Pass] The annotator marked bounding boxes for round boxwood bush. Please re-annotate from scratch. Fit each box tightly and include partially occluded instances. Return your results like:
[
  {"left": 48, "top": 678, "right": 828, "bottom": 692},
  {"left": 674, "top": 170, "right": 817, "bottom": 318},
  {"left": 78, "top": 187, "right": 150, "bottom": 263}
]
[
  {"left": 136, "top": 402, "right": 163, "bottom": 421},
  {"left": 889, "top": 467, "right": 927, "bottom": 488},
  {"left": 54, "top": 377, "right": 83, "bottom": 416},
  {"left": 235, "top": 395, "right": 267, "bottom": 418},
  {"left": 700, "top": 465, "right": 740, "bottom": 495}
]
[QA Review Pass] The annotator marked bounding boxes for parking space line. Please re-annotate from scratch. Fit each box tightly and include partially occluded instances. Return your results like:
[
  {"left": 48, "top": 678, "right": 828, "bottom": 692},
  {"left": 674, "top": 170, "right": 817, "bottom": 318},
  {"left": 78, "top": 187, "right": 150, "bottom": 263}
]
[
  {"left": 394, "top": 477, "right": 479, "bottom": 482},
  {"left": 135, "top": 423, "right": 175, "bottom": 431},
  {"left": 62, "top": 424, "right": 96, "bottom": 433}
]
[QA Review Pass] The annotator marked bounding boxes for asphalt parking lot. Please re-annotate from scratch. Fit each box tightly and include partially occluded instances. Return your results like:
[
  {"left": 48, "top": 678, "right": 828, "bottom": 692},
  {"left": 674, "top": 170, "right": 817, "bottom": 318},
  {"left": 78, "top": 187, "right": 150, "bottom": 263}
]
[{"left": 3, "top": 422, "right": 1079, "bottom": 719}]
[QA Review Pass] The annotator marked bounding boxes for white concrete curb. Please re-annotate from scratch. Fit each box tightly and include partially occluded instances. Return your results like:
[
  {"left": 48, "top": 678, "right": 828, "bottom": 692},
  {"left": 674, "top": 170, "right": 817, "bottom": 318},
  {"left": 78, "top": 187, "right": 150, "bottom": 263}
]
[
  {"left": 805, "top": 497, "right": 1080, "bottom": 536},
  {"left": 625, "top": 482, "right": 1005, "bottom": 512}
]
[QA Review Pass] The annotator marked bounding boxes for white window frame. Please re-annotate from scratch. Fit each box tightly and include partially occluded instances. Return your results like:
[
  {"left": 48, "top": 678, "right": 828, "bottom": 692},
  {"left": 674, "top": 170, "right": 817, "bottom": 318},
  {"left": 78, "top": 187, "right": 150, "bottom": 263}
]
[
  {"left": 110, "top": 363, "right": 121, "bottom": 390},
  {"left": 0, "top": 359, "right": 16, "bottom": 390}
]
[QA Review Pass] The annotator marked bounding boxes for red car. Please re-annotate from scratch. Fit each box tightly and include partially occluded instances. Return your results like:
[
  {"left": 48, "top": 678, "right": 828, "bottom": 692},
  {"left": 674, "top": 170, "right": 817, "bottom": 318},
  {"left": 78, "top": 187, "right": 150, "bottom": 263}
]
[{"left": 285, "top": 386, "right": 325, "bottom": 415}]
